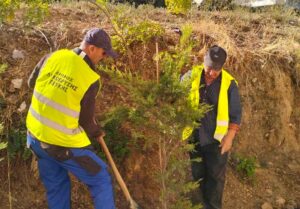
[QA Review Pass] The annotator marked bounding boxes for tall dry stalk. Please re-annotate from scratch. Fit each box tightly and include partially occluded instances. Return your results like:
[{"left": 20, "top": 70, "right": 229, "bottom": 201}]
[{"left": 7, "top": 134, "right": 12, "bottom": 209}]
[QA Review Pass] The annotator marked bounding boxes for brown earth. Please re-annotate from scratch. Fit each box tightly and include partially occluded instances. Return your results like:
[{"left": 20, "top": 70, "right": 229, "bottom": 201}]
[{"left": 0, "top": 2, "right": 300, "bottom": 209}]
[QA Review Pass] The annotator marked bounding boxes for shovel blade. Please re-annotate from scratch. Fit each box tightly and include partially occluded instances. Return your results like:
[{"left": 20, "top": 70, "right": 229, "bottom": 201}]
[{"left": 130, "top": 199, "right": 142, "bottom": 209}]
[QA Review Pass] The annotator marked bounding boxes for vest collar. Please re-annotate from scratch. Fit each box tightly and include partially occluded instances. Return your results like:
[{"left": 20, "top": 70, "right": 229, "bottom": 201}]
[{"left": 73, "top": 48, "right": 96, "bottom": 71}]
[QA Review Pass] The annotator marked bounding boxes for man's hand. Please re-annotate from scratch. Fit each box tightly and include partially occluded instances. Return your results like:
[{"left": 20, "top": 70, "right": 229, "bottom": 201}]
[
  {"left": 96, "top": 130, "right": 106, "bottom": 142},
  {"left": 219, "top": 129, "right": 236, "bottom": 155}
]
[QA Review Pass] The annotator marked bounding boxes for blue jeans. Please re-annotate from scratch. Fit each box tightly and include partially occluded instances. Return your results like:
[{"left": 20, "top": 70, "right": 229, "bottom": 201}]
[{"left": 27, "top": 134, "right": 115, "bottom": 209}]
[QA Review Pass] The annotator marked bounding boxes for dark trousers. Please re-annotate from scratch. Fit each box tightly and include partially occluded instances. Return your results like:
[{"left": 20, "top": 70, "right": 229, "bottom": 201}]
[{"left": 190, "top": 143, "right": 229, "bottom": 209}]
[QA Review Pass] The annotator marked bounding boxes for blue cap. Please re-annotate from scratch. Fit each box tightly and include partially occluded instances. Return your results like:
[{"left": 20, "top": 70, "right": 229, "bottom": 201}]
[{"left": 84, "top": 28, "right": 118, "bottom": 58}]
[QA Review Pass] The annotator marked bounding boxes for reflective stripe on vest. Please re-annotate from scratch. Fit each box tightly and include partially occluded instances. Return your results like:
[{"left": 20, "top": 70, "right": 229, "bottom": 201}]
[
  {"left": 182, "top": 64, "right": 237, "bottom": 142},
  {"left": 29, "top": 106, "right": 83, "bottom": 135},
  {"left": 26, "top": 49, "right": 100, "bottom": 147},
  {"left": 33, "top": 90, "right": 80, "bottom": 118}
]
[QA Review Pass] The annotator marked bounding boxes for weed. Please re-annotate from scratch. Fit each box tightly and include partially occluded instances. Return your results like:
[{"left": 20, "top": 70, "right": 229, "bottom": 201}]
[
  {"left": 0, "top": 63, "right": 7, "bottom": 74},
  {"left": 235, "top": 155, "right": 257, "bottom": 179},
  {"left": 7, "top": 127, "right": 31, "bottom": 160},
  {"left": 0, "top": 123, "right": 7, "bottom": 162},
  {"left": 0, "top": 142, "right": 7, "bottom": 162}
]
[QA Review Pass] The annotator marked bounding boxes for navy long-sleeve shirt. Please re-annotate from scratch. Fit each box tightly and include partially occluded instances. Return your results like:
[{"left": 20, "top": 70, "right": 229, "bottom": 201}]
[
  {"left": 182, "top": 69, "right": 242, "bottom": 146},
  {"left": 197, "top": 70, "right": 242, "bottom": 146},
  {"left": 27, "top": 48, "right": 102, "bottom": 140}
]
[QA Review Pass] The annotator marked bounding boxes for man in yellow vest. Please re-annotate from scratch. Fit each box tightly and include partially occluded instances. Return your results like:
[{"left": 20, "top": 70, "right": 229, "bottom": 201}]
[
  {"left": 184, "top": 45, "right": 241, "bottom": 209},
  {"left": 26, "top": 28, "right": 117, "bottom": 209}
]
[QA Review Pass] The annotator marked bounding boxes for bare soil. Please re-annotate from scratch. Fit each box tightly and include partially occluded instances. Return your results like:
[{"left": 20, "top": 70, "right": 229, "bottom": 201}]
[{"left": 0, "top": 3, "right": 299, "bottom": 209}]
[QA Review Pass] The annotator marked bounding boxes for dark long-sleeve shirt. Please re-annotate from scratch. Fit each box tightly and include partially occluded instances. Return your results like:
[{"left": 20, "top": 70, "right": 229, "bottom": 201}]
[
  {"left": 27, "top": 48, "right": 102, "bottom": 140},
  {"left": 181, "top": 69, "right": 242, "bottom": 146},
  {"left": 197, "top": 70, "right": 242, "bottom": 146}
]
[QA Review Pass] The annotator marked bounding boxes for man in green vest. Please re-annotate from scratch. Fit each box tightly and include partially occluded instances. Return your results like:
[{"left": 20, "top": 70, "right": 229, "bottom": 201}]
[
  {"left": 184, "top": 45, "right": 242, "bottom": 209},
  {"left": 26, "top": 28, "right": 117, "bottom": 209}
]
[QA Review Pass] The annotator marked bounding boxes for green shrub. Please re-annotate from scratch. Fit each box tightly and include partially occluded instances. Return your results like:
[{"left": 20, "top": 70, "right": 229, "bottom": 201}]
[
  {"left": 236, "top": 155, "right": 257, "bottom": 178},
  {"left": 98, "top": 106, "right": 131, "bottom": 162},
  {"left": 101, "top": 25, "right": 205, "bottom": 209},
  {"left": 0, "top": 0, "right": 19, "bottom": 23},
  {"left": 200, "top": 0, "right": 233, "bottom": 11},
  {"left": 165, "top": 0, "right": 191, "bottom": 15},
  {"left": 112, "top": 20, "right": 165, "bottom": 54},
  {"left": 7, "top": 127, "right": 31, "bottom": 160},
  {"left": 0, "top": 0, "right": 48, "bottom": 24},
  {"left": 24, "top": 0, "right": 49, "bottom": 24}
]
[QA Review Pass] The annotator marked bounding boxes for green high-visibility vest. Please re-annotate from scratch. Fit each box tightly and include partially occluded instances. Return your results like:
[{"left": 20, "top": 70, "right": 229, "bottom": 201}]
[
  {"left": 182, "top": 64, "right": 237, "bottom": 142},
  {"left": 26, "top": 49, "right": 100, "bottom": 147}
]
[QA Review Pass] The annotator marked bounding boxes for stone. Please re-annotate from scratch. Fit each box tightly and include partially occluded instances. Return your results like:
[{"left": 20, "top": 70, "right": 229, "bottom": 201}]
[
  {"left": 261, "top": 202, "right": 273, "bottom": 209},
  {"left": 12, "top": 49, "right": 24, "bottom": 59},
  {"left": 11, "top": 78, "right": 23, "bottom": 89},
  {"left": 17, "top": 101, "right": 26, "bottom": 112},
  {"left": 275, "top": 196, "right": 285, "bottom": 207},
  {"left": 252, "top": 77, "right": 258, "bottom": 83},
  {"left": 266, "top": 189, "right": 273, "bottom": 197}
]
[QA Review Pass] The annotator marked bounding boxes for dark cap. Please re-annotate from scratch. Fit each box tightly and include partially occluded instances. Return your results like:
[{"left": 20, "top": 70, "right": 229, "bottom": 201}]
[
  {"left": 204, "top": 45, "right": 227, "bottom": 70},
  {"left": 84, "top": 28, "right": 118, "bottom": 58}
]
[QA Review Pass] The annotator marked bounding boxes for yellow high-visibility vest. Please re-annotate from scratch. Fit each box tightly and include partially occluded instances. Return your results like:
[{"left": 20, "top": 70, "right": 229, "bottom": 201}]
[
  {"left": 26, "top": 49, "right": 100, "bottom": 147},
  {"left": 182, "top": 64, "right": 237, "bottom": 142}
]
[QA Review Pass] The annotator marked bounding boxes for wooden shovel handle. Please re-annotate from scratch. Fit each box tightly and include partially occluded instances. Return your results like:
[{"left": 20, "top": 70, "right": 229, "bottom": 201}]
[{"left": 98, "top": 136, "right": 133, "bottom": 202}]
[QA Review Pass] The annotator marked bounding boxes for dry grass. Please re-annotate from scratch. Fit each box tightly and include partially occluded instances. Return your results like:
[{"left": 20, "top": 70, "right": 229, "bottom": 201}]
[
  {"left": 187, "top": 7, "right": 299, "bottom": 78},
  {"left": 36, "top": 2, "right": 300, "bottom": 79}
]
